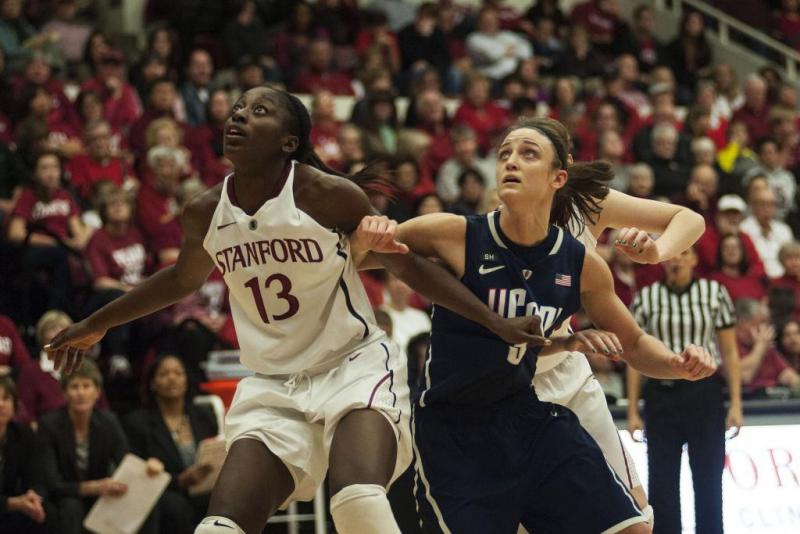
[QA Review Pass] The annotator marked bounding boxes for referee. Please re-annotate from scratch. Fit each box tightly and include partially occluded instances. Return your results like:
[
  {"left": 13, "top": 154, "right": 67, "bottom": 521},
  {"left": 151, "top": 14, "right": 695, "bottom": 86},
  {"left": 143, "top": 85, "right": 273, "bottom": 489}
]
[{"left": 627, "top": 246, "right": 742, "bottom": 534}]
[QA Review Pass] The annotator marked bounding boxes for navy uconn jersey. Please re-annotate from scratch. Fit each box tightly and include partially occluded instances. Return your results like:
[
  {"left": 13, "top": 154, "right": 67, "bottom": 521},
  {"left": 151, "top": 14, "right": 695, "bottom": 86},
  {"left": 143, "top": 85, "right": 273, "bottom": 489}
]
[{"left": 419, "top": 211, "right": 585, "bottom": 407}]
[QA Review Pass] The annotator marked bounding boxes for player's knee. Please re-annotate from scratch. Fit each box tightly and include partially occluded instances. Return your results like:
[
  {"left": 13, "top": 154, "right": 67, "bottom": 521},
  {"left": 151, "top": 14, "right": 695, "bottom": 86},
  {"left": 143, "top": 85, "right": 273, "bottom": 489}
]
[
  {"left": 330, "top": 484, "right": 400, "bottom": 534},
  {"left": 195, "top": 516, "right": 245, "bottom": 534}
]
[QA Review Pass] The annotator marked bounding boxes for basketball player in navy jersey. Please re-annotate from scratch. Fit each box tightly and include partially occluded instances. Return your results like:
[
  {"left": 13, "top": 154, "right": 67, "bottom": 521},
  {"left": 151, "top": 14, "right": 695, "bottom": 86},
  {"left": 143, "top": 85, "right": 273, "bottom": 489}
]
[
  {"left": 355, "top": 118, "right": 716, "bottom": 533},
  {"left": 44, "top": 86, "right": 547, "bottom": 534}
]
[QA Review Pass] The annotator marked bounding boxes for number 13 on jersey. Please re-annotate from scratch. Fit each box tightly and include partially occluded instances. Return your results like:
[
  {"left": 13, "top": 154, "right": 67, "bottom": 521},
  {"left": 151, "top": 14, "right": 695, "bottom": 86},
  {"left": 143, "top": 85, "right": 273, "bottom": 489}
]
[{"left": 244, "top": 274, "right": 299, "bottom": 323}]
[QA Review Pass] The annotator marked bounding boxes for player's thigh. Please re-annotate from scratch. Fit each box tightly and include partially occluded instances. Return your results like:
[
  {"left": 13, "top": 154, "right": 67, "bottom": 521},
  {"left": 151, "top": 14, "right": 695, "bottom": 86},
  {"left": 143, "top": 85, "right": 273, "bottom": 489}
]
[
  {"left": 207, "top": 438, "right": 294, "bottom": 534},
  {"left": 522, "top": 408, "right": 645, "bottom": 534}
]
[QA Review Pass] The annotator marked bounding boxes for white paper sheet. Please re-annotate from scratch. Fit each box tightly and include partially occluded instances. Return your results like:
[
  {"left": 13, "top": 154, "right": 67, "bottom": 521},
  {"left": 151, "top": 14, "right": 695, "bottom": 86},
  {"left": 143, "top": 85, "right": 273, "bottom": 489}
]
[
  {"left": 188, "top": 436, "right": 227, "bottom": 496},
  {"left": 83, "top": 454, "right": 171, "bottom": 534}
]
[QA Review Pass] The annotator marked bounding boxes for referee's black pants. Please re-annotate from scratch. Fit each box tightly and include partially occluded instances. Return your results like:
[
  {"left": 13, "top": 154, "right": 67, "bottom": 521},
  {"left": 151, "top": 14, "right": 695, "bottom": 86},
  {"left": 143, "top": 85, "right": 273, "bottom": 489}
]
[{"left": 643, "top": 376, "right": 726, "bottom": 534}]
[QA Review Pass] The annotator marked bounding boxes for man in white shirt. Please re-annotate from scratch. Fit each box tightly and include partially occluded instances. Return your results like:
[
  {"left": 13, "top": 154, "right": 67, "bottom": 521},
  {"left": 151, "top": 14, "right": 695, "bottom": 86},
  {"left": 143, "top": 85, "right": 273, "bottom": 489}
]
[
  {"left": 437, "top": 126, "right": 496, "bottom": 203},
  {"left": 741, "top": 187, "right": 795, "bottom": 278},
  {"left": 381, "top": 274, "right": 431, "bottom": 354},
  {"left": 466, "top": 7, "right": 532, "bottom": 81}
]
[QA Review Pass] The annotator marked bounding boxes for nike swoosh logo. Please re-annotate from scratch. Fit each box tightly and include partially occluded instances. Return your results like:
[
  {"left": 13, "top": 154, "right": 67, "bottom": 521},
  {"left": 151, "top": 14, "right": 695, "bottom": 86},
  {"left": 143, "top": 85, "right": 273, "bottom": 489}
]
[
  {"left": 216, "top": 221, "right": 236, "bottom": 230},
  {"left": 479, "top": 264, "right": 505, "bottom": 275},
  {"left": 212, "top": 520, "right": 233, "bottom": 529},
  {"left": 348, "top": 352, "right": 362, "bottom": 361}
]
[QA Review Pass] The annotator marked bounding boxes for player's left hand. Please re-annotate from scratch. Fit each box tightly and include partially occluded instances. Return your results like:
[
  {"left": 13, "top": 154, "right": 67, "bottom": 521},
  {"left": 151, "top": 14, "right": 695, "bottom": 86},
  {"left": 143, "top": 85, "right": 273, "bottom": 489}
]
[
  {"left": 490, "top": 314, "right": 551, "bottom": 346},
  {"left": 569, "top": 329, "right": 623, "bottom": 361},
  {"left": 726, "top": 404, "right": 743, "bottom": 439},
  {"left": 614, "top": 227, "right": 659, "bottom": 264},
  {"left": 353, "top": 215, "right": 409, "bottom": 255},
  {"left": 672, "top": 344, "right": 717, "bottom": 381}
]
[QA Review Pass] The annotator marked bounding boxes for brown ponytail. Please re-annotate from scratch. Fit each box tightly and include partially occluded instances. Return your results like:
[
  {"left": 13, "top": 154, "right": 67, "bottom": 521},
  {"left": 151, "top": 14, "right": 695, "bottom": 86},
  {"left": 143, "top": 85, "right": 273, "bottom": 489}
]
[{"left": 501, "top": 117, "right": 611, "bottom": 233}]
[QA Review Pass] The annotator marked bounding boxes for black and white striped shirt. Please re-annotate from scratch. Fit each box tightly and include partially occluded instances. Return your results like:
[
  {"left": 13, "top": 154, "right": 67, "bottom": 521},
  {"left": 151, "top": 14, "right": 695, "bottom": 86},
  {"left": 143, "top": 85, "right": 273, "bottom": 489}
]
[{"left": 631, "top": 278, "right": 736, "bottom": 364}]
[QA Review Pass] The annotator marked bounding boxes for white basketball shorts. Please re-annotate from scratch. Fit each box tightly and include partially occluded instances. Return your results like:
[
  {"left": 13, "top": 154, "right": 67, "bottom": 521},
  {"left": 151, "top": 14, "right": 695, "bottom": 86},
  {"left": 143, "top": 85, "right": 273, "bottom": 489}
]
[
  {"left": 224, "top": 338, "right": 412, "bottom": 504},
  {"left": 533, "top": 351, "right": 641, "bottom": 489}
]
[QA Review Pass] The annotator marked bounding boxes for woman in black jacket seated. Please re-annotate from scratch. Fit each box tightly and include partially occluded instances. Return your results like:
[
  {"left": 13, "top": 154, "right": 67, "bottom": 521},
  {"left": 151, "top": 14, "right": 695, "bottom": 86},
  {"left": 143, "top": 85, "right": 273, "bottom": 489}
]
[
  {"left": 38, "top": 359, "right": 159, "bottom": 534},
  {"left": 0, "top": 376, "right": 55, "bottom": 534},
  {"left": 124, "top": 353, "right": 219, "bottom": 534}
]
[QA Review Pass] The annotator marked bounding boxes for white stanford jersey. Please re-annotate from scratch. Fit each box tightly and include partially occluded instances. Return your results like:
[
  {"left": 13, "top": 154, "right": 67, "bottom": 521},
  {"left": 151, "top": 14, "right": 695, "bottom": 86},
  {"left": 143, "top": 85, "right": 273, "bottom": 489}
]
[{"left": 203, "top": 162, "right": 381, "bottom": 375}]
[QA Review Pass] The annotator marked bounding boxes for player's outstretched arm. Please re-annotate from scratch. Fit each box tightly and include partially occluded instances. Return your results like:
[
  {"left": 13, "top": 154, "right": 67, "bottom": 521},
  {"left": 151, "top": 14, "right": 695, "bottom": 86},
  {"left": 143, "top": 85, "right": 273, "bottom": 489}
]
[
  {"left": 592, "top": 189, "right": 705, "bottom": 264},
  {"left": 46, "top": 191, "right": 218, "bottom": 372},
  {"left": 580, "top": 251, "right": 716, "bottom": 380}
]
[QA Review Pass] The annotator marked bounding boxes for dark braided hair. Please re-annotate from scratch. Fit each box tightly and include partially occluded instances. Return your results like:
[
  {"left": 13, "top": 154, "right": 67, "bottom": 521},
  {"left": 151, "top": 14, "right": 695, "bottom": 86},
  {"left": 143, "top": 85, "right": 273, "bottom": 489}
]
[
  {"left": 501, "top": 117, "right": 612, "bottom": 233},
  {"left": 275, "top": 88, "right": 392, "bottom": 196}
]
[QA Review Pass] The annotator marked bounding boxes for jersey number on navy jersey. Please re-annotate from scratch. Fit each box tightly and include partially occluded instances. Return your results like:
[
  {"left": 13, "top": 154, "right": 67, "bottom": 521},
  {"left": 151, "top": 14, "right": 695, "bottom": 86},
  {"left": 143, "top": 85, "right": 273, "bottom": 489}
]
[{"left": 244, "top": 274, "right": 299, "bottom": 323}]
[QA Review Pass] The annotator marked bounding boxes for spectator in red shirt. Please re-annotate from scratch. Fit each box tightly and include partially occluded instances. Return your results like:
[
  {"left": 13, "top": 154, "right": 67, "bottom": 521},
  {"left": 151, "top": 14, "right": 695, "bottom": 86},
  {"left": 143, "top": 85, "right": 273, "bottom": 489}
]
[
  {"left": 187, "top": 87, "right": 232, "bottom": 187},
  {"left": 672, "top": 164, "right": 719, "bottom": 222},
  {"left": 7, "top": 152, "right": 91, "bottom": 313},
  {"left": 569, "top": 0, "right": 623, "bottom": 56},
  {"left": 697, "top": 194, "right": 765, "bottom": 277},
  {"left": 778, "top": 319, "right": 800, "bottom": 373},
  {"left": 136, "top": 145, "right": 183, "bottom": 266},
  {"left": 292, "top": 38, "right": 354, "bottom": 96},
  {"left": 10, "top": 50, "right": 80, "bottom": 130},
  {"left": 75, "top": 90, "right": 127, "bottom": 157},
  {"left": 82, "top": 187, "right": 149, "bottom": 376},
  {"left": 453, "top": 72, "right": 509, "bottom": 153},
  {"left": 411, "top": 88, "right": 454, "bottom": 179},
  {"left": 141, "top": 117, "right": 199, "bottom": 186},
  {"left": 14, "top": 85, "right": 83, "bottom": 159},
  {"left": 355, "top": 9, "right": 401, "bottom": 75},
  {"left": 769, "top": 242, "right": 800, "bottom": 316},
  {"left": 309, "top": 90, "right": 343, "bottom": 167},
  {"left": 732, "top": 75, "right": 771, "bottom": 144},
  {"left": 0, "top": 314, "right": 45, "bottom": 424},
  {"left": 735, "top": 299, "right": 800, "bottom": 394},
  {"left": 66, "top": 120, "right": 136, "bottom": 203},
  {"left": 710, "top": 234, "right": 768, "bottom": 302},
  {"left": 80, "top": 48, "right": 142, "bottom": 132}
]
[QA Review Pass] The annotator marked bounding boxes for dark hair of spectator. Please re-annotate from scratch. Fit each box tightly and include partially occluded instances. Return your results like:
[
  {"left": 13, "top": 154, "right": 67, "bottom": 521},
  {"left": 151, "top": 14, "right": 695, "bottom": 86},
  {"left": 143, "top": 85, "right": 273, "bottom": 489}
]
[
  {"left": 61, "top": 358, "right": 103, "bottom": 390},
  {"left": 417, "top": 2, "right": 438, "bottom": 19},
  {"left": 633, "top": 4, "right": 652, "bottom": 22},
  {"left": 23, "top": 84, "right": 48, "bottom": 113},
  {"left": 82, "top": 29, "right": 109, "bottom": 72},
  {"left": 457, "top": 167, "right": 486, "bottom": 188},
  {"left": 413, "top": 193, "right": 442, "bottom": 214},
  {"left": 502, "top": 117, "right": 612, "bottom": 230},
  {"left": 716, "top": 234, "right": 749, "bottom": 275},
  {"left": 33, "top": 151, "right": 63, "bottom": 197},
  {"left": 75, "top": 89, "right": 102, "bottom": 118},
  {"left": 0, "top": 376, "right": 18, "bottom": 410},
  {"left": 274, "top": 87, "right": 392, "bottom": 196},
  {"left": 512, "top": 97, "right": 538, "bottom": 118},
  {"left": 365, "top": 90, "right": 398, "bottom": 130},
  {"left": 146, "top": 76, "right": 176, "bottom": 98},
  {"left": 97, "top": 185, "right": 135, "bottom": 225},
  {"left": 777, "top": 319, "right": 800, "bottom": 360},
  {"left": 147, "top": 23, "right": 181, "bottom": 66},
  {"left": 685, "top": 105, "right": 711, "bottom": 134},
  {"left": 142, "top": 353, "right": 196, "bottom": 408},
  {"left": 755, "top": 136, "right": 778, "bottom": 154}
]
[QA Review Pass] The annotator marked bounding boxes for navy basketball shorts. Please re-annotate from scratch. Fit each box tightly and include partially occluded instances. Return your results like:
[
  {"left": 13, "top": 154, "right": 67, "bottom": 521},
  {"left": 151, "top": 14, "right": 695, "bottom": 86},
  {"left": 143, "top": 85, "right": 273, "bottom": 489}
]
[{"left": 413, "top": 392, "right": 646, "bottom": 533}]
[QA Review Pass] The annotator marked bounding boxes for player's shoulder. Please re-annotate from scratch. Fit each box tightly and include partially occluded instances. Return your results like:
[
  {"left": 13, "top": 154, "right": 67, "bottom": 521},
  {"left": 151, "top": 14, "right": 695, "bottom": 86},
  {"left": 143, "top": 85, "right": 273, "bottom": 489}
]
[
  {"left": 182, "top": 182, "right": 224, "bottom": 238},
  {"left": 294, "top": 163, "right": 365, "bottom": 204}
]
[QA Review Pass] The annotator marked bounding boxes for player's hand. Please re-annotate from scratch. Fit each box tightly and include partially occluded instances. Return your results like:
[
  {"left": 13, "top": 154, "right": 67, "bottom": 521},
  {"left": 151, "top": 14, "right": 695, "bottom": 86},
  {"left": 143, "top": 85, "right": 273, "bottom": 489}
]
[
  {"left": 726, "top": 404, "right": 743, "bottom": 439},
  {"left": 627, "top": 411, "right": 644, "bottom": 442},
  {"left": 490, "top": 315, "right": 551, "bottom": 346},
  {"left": 353, "top": 215, "right": 409, "bottom": 255},
  {"left": 671, "top": 344, "right": 717, "bottom": 381},
  {"left": 44, "top": 319, "right": 107, "bottom": 374},
  {"left": 614, "top": 227, "right": 659, "bottom": 264},
  {"left": 569, "top": 329, "right": 623, "bottom": 360}
]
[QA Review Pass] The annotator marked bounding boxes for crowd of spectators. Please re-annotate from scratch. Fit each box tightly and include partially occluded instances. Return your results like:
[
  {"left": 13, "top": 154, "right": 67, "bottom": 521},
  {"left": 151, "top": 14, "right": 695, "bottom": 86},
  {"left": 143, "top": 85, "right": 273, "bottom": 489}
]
[{"left": 2, "top": 0, "right": 800, "bottom": 531}]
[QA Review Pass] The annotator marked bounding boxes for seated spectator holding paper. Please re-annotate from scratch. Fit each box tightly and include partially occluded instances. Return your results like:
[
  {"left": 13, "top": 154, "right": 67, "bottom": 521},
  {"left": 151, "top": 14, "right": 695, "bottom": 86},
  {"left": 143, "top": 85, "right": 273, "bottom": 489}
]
[{"left": 124, "top": 354, "right": 218, "bottom": 534}]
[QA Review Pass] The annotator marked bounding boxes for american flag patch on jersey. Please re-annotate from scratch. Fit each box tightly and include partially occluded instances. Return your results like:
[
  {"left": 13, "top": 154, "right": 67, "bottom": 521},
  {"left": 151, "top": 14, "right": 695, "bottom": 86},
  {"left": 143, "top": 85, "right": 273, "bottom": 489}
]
[{"left": 555, "top": 274, "right": 572, "bottom": 287}]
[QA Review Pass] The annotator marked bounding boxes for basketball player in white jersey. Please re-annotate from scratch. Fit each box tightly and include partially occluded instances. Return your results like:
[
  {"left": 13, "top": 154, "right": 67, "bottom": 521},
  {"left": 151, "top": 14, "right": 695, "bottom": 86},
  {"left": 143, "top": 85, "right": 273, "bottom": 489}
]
[{"left": 45, "top": 86, "right": 546, "bottom": 534}]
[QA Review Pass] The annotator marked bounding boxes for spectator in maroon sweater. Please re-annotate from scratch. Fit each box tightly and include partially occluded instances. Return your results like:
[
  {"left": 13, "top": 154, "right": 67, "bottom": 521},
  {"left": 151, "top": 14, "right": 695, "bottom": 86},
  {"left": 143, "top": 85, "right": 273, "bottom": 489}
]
[
  {"left": 292, "top": 37, "right": 354, "bottom": 96},
  {"left": 732, "top": 75, "right": 771, "bottom": 145},
  {"left": 80, "top": 48, "right": 142, "bottom": 133},
  {"left": 66, "top": 120, "right": 137, "bottom": 203},
  {"left": 0, "top": 314, "right": 44, "bottom": 424},
  {"left": 453, "top": 72, "right": 509, "bottom": 153},
  {"left": 8, "top": 152, "right": 91, "bottom": 313},
  {"left": 769, "top": 242, "right": 800, "bottom": 316},
  {"left": 136, "top": 146, "right": 183, "bottom": 266},
  {"left": 14, "top": 84, "right": 83, "bottom": 160},
  {"left": 710, "top": 234, "right": 768, "bottom": 303},
  {"left": 697, "top": 194, "right": 765, "bottom": 277},
  {"left": 10, "top": 50, "right": 80, "bottom": 129},
  {"left": 187, "top": 87, "right": 231, "bottom": 187},
  {"left": 778, "top": 319, "right": 800, "bottom": 373},
  {"left": 83, "top": 187, "right": 149, "bottom": 373},
  {"left": 569, "top": 0, "right": 624, "bottom": 56},
  {"left": 672, "top": 164, "right": 719, "bottom": 222},
  {"left": 75, "top": 90, "right": 127, "bottom": 158},
  {"left": 735, "top": 299, "right": 800, "bottom": 394}
]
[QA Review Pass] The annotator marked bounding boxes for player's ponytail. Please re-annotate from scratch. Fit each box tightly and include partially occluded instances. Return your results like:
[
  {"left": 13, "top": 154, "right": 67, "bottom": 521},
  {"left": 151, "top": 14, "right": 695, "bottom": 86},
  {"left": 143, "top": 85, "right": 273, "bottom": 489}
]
[
  {"left": 502, "top": 117, "right": 611, "bottom": 234},
  {"left": 278, "top": 88, "right": 394, "bottom": 197}
]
